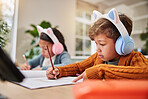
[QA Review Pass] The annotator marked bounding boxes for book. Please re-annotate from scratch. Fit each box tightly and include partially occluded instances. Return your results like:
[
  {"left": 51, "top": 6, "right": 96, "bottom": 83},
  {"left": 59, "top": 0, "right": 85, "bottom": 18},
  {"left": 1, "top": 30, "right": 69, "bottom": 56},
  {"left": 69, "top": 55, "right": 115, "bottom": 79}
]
[{"left": 14, "top": 70, "right": 80, "bottom": 89}]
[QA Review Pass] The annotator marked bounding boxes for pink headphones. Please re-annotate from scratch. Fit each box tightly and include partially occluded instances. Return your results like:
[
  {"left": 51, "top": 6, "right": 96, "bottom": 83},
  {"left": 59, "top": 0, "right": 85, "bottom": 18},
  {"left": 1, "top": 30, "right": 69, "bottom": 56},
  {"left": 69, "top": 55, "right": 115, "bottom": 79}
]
[{"left": 37, "top": 26, "right": 64, "bottom": 55}]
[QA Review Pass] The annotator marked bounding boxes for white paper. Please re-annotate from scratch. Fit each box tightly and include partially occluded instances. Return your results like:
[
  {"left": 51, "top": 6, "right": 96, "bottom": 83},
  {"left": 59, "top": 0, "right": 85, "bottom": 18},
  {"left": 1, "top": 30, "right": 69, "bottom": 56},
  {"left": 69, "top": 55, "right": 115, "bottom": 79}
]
[
  {"left": 20, "top": 70, "right": 46, "bottom": 78},
  {"left": 15, "top": 70, "right": 81, "bottom": 89}
]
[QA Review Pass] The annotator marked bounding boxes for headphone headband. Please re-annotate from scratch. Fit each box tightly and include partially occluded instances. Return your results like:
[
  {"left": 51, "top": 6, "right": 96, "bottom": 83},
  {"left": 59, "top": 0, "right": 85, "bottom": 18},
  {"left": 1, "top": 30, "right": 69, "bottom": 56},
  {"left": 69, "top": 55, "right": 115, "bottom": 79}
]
[
  {"left": 93, "top": 8, "right": 129, "bottom": 40},
  {"left": 37, "top": 25, "right": 59, "bottom": 44}
]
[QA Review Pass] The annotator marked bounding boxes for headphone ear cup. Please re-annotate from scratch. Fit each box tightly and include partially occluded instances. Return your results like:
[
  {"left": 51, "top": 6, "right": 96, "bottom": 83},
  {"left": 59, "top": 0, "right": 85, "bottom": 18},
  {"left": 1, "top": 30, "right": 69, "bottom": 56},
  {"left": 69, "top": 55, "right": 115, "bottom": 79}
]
[
  {"left": 52, "top": 43, "right": 64, "bottom": 55},
  {"left": 115, "top": 36, "right": 124, "bottom": 55},
  {"left": 122, "top": 36, "right": 134, "bottom": 55}
]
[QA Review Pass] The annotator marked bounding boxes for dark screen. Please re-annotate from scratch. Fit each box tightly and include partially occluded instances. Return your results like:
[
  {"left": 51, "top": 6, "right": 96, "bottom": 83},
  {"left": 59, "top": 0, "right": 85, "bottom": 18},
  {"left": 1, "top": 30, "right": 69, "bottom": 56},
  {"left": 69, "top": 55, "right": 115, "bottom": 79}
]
[{"left": 0, "top": 47, "right": 24, "bottom": 82}]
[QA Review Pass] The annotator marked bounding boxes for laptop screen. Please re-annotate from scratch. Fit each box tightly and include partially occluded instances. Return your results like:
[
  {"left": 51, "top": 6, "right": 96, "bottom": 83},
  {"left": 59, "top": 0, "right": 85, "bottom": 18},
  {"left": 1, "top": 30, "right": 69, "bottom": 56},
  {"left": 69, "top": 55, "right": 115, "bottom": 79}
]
[{"left": 0, "top": 47, "right": 25, "bottom": 82}]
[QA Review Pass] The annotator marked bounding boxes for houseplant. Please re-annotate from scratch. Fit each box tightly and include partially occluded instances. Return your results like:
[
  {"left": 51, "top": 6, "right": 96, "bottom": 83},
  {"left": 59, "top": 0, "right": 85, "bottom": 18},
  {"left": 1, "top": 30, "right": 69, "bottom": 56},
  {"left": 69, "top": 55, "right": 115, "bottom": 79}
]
[
  {"left": 0, "top": 18, "right": 10, "bottom": 48},
  {"left": 140, "top": 23, "right": 148, "bottom": 55}
]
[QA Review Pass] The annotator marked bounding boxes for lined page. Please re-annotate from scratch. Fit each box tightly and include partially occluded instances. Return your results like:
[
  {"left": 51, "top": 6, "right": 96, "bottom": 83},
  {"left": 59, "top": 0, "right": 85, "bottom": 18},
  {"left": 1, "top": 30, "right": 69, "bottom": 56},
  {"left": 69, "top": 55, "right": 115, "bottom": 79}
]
[{"left": 15, "top": 77, "right": 80, "bottom": 89}]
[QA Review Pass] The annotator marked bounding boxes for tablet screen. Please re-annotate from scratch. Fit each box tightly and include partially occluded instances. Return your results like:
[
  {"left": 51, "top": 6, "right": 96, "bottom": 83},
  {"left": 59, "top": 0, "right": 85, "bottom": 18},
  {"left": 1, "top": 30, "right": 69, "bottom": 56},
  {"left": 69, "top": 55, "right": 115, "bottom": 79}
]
[{"left": 0, "top": 47, "right": 24, "bottom": 82}]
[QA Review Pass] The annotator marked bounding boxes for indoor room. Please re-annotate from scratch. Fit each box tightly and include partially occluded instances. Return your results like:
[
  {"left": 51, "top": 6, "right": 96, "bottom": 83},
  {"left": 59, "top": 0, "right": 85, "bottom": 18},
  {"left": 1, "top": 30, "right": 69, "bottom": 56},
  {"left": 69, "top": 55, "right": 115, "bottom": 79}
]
[{"left": 0, "top": 0, "right": 148, "bottom": 99}]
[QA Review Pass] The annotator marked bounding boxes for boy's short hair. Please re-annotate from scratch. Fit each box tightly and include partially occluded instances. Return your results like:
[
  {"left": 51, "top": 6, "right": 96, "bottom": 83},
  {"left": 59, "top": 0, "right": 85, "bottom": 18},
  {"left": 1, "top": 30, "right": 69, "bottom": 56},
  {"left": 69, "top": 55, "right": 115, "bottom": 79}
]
[{"left": 88, "top": 14, "right": 133, "bottom": 42}]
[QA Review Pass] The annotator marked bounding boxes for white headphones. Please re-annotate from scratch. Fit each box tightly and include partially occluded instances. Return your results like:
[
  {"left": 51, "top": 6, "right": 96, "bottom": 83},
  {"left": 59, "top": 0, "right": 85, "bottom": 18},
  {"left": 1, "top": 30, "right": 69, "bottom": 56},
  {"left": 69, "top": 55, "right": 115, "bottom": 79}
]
[
  {"left": 92, "top": 8, "right": 134, "bottom": 55},
  {"left": 37, "top": 26, "right": 64, "bottom": 55}
]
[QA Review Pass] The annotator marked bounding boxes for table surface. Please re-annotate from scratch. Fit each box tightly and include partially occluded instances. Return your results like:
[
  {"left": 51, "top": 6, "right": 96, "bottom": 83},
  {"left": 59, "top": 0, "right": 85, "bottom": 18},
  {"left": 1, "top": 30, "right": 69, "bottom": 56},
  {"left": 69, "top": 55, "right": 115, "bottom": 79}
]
[{"left": 0, "top": 81, "right": 74, "bottom": 99}]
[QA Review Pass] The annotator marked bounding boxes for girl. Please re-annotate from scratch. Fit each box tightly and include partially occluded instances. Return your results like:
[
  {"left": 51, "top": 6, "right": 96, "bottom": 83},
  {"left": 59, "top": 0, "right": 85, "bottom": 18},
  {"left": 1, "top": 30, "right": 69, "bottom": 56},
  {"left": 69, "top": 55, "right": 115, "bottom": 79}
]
[{"left": 20, "top": 26, "right": 72, "bottom": 70}]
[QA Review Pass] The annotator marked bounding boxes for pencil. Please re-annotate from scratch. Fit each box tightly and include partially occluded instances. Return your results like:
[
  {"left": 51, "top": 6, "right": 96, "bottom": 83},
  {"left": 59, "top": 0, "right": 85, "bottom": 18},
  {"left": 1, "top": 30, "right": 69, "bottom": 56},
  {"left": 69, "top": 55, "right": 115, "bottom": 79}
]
[
  {"left": 46, "top": 45, "right": 55, "bottom": 70},
  {"left": 23, "top": 54, "right": 28, "bottom": 65}
]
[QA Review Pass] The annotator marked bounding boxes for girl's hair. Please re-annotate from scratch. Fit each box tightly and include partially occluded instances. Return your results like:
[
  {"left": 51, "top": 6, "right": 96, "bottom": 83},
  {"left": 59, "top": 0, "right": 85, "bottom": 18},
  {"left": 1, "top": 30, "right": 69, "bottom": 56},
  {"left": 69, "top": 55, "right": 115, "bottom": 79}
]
[
  {"left": 88, "top": 14, "right": 133, "bottom": 42},
  {"left": 39, "top": 28, "right": 68, "bottom": 51}
]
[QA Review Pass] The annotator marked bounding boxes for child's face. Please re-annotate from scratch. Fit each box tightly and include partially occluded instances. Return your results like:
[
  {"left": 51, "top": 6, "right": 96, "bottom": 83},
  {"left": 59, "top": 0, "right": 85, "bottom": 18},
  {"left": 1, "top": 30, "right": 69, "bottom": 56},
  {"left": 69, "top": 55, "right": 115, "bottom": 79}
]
[
  {"left": 39, "top": 38, "right": 54, "bottom": 58},
  {"left": 94, "top": 33, "right": 120, "bottom": 62}
]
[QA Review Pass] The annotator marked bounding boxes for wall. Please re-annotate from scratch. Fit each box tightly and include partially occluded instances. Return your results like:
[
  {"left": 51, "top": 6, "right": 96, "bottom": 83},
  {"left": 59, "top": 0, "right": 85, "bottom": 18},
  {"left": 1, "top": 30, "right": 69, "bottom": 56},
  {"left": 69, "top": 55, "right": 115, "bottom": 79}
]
[
  {"left": 104, "top": 1, "right": 148, "bottom": 51},
  {"left": 16, "top": 0, "right": 76, "bottom": 63},
  {"left": 77, "top": 0, "right": 98, "bottom": 14}
]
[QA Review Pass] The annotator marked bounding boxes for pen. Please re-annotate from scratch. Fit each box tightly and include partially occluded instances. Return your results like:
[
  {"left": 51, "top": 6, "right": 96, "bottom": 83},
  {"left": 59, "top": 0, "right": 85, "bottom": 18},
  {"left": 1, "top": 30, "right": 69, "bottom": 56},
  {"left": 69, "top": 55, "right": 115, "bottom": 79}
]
[
  {"left": 23, "top": 54, "right": 28, "bottom": 65},
  {"left": 46, "top": 45, "right": 55, "bottom": 70}
]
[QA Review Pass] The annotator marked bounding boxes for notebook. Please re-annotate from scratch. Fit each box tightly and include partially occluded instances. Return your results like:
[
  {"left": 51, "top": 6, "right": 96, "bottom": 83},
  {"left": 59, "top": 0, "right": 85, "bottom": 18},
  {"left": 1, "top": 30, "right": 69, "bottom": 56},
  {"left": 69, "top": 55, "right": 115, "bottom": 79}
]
[{"left": 15, "top": 70, "right": 81, "bottom": 89}]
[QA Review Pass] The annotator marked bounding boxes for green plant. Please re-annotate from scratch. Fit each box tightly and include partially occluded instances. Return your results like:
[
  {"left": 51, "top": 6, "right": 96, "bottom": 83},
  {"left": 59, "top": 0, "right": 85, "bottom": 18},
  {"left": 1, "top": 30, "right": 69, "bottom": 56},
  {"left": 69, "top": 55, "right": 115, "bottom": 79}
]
[
  {"left": 0, "top": 18, "right": 10, "bottom": 48},
  {"left": 25, "top": 20, "right": 58, "bottom": 59},
  {"left": 140, "top": 22, "right": 148, "bottom": 54}
]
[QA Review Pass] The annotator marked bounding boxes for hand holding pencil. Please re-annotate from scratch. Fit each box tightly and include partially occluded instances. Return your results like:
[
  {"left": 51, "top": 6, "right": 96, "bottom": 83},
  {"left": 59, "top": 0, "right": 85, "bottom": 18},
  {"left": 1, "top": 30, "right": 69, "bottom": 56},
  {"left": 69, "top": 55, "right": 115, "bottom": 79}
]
[
  {"left": 20, "top": 54, "right": 31, "bottom": 70},
  {"left": 46, "top": 67, "right": 59, "bottom": 79},
  {"left": 46, "top": 45, "right": 59, "bottom": 79}
]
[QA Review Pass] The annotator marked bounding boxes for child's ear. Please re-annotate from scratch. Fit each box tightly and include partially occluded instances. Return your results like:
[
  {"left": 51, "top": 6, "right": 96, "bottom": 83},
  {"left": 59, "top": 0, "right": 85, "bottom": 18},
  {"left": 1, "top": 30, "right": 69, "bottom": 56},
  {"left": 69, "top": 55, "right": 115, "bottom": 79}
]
[
  {"left": 107, "top": 8, "right": 120, "bottom": 24},
  {"left": 37, "top": 25, "right": 43, "bottom": 35},
  {"left": 93, "top": 10, "right": 103, "bottom": 22}
]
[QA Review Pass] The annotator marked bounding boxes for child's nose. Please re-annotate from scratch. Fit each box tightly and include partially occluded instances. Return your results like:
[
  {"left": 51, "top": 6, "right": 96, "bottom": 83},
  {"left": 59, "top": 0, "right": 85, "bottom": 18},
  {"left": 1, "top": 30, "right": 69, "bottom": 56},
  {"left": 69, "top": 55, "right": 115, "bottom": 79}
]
[
  {"left": 96, "top": 46, "right": 102, "bottom": 52},
  {"left": 96, "top": 48, "right": 101, "bottom": 52},
  {"left": 41, "top": 49, "right": 45, "bottom": 54}
]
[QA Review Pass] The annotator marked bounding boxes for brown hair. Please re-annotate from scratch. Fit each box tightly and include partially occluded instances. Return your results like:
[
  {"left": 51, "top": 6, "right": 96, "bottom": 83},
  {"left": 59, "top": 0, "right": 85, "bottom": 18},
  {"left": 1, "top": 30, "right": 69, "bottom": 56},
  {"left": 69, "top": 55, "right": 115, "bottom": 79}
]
[
  {"left": 88, "top": 14, "right": 133, "bottom": 42},
  {"left": 40, "top": 28, "right": 68, "bottom": 51}
]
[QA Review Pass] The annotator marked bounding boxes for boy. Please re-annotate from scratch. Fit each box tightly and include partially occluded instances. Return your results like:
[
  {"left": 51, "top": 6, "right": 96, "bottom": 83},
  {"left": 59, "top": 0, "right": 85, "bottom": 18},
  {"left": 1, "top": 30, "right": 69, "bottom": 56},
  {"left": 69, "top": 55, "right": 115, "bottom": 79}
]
[{"left": 46, "top": 8, "right": 148, "bottom": 82}]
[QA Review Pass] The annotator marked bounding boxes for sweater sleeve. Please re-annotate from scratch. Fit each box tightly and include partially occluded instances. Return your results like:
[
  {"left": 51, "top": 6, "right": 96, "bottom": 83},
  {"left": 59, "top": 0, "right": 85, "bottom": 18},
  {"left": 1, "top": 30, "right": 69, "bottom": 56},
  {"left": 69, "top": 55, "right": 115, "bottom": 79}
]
[
  {"left": 28, "top": 54, "right": 43, "bottom": 69},
  {"left": 56, "top": 53, "right": 99, "bottom": 78},
  {"left": 85, "top": 52, "right": 148, "bottom": 80},
  {"left": 86, "top": 64, "right": 148, "bottom": 79}
]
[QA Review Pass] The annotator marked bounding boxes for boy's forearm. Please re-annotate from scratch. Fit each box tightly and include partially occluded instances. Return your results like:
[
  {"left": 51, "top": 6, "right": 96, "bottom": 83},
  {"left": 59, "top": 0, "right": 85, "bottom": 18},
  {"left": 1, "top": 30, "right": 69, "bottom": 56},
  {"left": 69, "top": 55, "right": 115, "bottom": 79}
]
[
  {"left": 56, "top": 63, "right": 81, "bottom": 78},
  {"left": 56, "top": 53, "right": 98, "bottom": 78},
  {"left": 85, "top": 64, "right": 148, "bottom": 80}
]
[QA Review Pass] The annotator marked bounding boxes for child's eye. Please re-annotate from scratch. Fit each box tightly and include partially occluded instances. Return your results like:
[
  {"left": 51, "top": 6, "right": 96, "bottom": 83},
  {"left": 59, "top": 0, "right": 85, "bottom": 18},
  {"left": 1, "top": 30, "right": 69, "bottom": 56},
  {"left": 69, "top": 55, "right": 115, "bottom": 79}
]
[
  {"left": 100, "top": 44, "right": 105, "bottom": 46},
  {"left": 44, "top": 48, "right": 47, "bottom": 50}
]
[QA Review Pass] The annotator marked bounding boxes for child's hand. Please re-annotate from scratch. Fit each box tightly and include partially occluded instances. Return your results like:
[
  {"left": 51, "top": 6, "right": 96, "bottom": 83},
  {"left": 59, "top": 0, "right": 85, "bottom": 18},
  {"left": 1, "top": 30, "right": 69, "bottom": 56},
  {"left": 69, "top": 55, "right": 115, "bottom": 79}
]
[
  {"left": 20, "top": 63, "right": 31, "bottom": 70},
  {"left": 46, "top": 67, "right": 59, "bottom": 79},
  {"left": 73, "top": 71, "right": 87, "bottom": 82}
]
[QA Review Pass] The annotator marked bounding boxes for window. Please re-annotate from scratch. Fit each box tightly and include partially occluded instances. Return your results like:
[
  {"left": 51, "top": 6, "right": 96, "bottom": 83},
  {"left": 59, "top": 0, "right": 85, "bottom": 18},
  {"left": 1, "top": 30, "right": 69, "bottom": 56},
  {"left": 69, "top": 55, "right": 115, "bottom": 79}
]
[
  {"left": 0, "top": 0, "right": 18, "bottom": 62},
  {"left": 75, "top": 10, "right": 91, "bottom": 56},
  {"left": 0, "top": 0, "right": 15, "bottom": 51},
  {"left": 0, "top": 0, "right": 15, "bottom": 27}
]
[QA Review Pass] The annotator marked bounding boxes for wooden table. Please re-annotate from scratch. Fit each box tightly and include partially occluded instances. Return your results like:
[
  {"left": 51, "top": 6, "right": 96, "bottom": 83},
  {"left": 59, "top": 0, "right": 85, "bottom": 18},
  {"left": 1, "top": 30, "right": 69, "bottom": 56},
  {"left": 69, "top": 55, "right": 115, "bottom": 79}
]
[{"left": 0, "top": 81, "right": 74, "bottom": 99}]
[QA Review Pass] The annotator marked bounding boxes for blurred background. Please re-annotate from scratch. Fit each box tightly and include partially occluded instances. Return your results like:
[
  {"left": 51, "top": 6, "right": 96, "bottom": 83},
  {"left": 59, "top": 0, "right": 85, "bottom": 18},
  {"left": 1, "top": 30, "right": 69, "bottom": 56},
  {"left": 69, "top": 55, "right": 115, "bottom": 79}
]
[{"left": 0, "top": 0, "right": 148, "bottom": 64}]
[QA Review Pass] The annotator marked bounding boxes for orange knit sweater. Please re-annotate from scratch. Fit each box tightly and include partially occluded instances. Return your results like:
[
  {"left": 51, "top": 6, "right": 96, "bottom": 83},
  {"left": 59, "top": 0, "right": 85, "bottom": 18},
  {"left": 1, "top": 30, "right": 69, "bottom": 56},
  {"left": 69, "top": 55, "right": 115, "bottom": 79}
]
[{"left": 56, "top": 51, "right": 148, "bottom": 79}]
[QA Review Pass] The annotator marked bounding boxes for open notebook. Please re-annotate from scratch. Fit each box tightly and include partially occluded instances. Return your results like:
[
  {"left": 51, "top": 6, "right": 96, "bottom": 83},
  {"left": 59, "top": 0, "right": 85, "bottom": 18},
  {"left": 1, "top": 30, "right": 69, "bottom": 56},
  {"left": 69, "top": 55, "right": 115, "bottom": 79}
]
[{"left": 14, "top": 70, "right": 81, "bottom": 89}]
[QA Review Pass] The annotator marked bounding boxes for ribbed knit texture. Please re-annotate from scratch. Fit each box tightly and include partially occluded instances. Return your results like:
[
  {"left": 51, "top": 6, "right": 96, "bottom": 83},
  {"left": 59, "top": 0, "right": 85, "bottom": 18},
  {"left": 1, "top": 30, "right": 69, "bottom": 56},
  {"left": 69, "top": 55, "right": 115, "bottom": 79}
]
[{"left": 56, "top": 51, "right": 148, "bottom": 79}]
